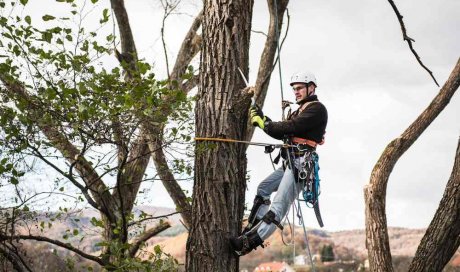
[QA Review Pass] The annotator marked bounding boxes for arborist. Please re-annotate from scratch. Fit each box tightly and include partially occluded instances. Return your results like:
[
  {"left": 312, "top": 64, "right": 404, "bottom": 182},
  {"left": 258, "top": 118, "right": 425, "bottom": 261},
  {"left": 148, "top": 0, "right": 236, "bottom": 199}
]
[{"left": 229, "top": 71, "right": 328, "bottom": 256}]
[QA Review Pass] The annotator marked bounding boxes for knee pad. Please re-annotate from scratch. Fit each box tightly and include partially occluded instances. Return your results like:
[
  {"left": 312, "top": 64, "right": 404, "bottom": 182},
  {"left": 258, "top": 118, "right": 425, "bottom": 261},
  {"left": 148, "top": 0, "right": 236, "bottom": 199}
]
[
  {"left": 254, "top": 195, "right": 271, "bottom": 206},
  {"left": 262, "top": 210, "right": 284, "bottom": 230}
]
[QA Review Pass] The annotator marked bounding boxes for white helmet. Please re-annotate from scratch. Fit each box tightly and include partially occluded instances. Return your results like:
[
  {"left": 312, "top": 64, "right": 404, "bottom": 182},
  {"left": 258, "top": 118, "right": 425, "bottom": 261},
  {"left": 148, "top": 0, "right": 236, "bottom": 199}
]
[{"left": 290, "top": 71, "right": 317, "bottom": 87}]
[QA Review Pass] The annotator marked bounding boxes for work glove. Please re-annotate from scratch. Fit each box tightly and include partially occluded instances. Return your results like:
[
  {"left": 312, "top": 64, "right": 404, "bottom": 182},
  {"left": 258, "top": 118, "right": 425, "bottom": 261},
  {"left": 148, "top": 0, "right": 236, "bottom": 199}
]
[{"left": 249, "top": 105, "right": 269, "bottom": 129}]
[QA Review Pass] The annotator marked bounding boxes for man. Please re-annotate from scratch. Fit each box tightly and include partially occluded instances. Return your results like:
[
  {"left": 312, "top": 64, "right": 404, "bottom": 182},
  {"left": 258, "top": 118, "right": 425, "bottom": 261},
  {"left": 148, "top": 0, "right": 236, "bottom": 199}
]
[{"left": 229, "top": 71, "right": 328, "bottom": 256}]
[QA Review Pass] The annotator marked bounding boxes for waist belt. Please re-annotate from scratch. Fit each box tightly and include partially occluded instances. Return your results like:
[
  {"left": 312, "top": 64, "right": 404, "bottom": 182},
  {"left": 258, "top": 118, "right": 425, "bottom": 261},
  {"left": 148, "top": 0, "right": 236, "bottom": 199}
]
[{"left": 291, "top": 137, "right": 317, "bottom": 148}]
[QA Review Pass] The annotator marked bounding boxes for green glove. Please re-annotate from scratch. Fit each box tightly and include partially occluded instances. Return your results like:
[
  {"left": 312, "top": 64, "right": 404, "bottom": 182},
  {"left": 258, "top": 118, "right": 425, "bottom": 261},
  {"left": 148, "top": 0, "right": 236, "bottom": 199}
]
[{"left": 250, "top": 107, "right": 266, "bottom": 129}]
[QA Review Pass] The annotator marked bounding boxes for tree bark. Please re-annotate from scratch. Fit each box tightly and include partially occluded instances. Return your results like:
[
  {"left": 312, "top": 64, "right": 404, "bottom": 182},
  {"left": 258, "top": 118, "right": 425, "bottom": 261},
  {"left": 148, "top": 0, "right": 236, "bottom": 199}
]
[
  {"left": 185, "top": 0, "right": 254, "bottom": 271},
  {"left": 364, "top": 58, "right": 460, "bottom": 272},
  {"left": 408, "top": 137, "right": 460, "bottom": 271}
]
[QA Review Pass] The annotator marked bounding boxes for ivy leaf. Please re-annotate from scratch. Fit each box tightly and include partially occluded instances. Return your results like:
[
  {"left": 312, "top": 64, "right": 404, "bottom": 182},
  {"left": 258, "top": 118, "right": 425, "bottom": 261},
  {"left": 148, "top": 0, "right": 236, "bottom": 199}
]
[
  {"left": 42, "top": 15, "right": 56, "bottom": 21},
  {"left": 20, "top": 0, "right": 28, "bottom": 5},
  {"left": 25, "top": 16, "right": 31, "bottom": 25},
  {"left": 90, "top": 0, "right": 98, "bottom": 3}
]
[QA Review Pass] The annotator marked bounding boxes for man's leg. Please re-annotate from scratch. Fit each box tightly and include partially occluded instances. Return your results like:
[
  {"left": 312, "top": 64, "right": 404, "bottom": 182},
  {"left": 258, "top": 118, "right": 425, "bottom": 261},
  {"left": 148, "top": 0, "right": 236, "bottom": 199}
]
[
  {"left": 243, "top": 167, "right": 284, "bottom": 234},
  {"left": 257, "top": 166, "right": 303, "bottom": 241},
  {"left": 230, "top": 167, "right": 284, "bottom": 255},
  {"left": 230, "top": 166, "right": 303, "bottom": 256}
]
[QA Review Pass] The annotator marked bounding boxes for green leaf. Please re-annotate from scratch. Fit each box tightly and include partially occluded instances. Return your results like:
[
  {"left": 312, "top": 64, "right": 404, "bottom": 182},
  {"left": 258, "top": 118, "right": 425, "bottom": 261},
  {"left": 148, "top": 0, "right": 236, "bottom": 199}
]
[
  {"left": 10, "top": 177, "right": 19, "bottom": 185},
  {"left": 23, "top": 205, "right": 29, "bottom": 212},
  {"left": 41, "top": 31, "right": 53, "bottom": 43},
  {"left": 90, "top": 0, "right": 98, "bottom": 3},
  {"left": 20, "top": 0, "right": 28, "bottom": 5},
  {"left": 154, "top": 245, "right": 162, "bottom": 255},
  {"left": 25, "top": 16, "right": 31, "bottom": 25},
  {"left": 59, "top": 187, "right": 64, "bottom": 191},
  {"left": 100, "top": 8, "right": 109, "bottom": 23},
  {"left": 73, "top": 229, "right": 79, "bottom": 235},
  {"left": 42, "top": 15, "right": 56, "bottom": 21}
]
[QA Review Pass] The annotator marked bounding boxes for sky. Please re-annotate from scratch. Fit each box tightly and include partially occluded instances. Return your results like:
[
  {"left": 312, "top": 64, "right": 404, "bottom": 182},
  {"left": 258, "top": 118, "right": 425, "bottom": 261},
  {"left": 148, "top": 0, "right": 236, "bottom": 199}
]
[{"left": 8, "top": 0, "right": 459, "bottom": 232}]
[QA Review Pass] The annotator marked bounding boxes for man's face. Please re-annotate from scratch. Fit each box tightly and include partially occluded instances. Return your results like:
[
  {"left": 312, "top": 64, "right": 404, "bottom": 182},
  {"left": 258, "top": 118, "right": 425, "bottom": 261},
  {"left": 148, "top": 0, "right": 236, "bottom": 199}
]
[
  {"left": 293, "top": 83, "right": 316, "bottom": 102},
  {"left": 292, "top": 83, "right": 308, "bottom": 102}
]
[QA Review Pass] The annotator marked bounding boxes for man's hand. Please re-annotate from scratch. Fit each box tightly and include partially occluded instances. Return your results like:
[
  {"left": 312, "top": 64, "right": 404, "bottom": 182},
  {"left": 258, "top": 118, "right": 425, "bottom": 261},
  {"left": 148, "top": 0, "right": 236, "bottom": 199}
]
[{"left": 250, "top": 106, "right": 266, "bottom": 129}]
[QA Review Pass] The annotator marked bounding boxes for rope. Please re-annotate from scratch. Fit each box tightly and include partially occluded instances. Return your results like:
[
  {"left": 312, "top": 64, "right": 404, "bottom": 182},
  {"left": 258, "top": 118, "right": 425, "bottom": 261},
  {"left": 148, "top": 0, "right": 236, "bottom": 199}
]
[
  {"left": 194, "top": 137, "right": 295, "bottom": 148},
  {"left": 285, "top": 146, "right": 316, "bottom": 271},
  {"left": 273, "top": 0, "right": 285, "bottom": 110},
  {"left": 296, "top": 198, "right": 316, "bottom": 271}
]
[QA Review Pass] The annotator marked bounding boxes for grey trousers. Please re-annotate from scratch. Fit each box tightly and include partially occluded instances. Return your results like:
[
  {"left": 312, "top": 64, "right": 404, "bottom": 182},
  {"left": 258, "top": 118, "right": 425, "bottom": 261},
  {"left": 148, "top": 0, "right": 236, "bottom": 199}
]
[{"left": 254, "top": 157, "right": 305, "bottom": 241}]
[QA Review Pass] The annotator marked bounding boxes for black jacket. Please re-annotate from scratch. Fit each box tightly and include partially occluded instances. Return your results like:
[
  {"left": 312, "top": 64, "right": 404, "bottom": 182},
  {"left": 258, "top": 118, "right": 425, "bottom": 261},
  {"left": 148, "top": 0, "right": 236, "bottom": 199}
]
[{"left": 263, "top": 95, "right": 328, "bottom": 143}]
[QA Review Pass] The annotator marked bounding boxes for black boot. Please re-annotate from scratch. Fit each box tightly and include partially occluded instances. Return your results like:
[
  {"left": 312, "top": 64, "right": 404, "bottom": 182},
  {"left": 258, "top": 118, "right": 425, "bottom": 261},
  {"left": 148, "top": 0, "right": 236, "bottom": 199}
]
[{"left": 229, "top": 231, "right": 264, "bottom": 256}]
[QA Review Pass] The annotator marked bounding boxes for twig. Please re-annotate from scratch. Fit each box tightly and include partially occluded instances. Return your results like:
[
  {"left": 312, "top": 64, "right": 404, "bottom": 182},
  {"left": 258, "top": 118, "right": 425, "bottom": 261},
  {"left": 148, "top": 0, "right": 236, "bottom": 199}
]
[
  {"left": 387, "top": 0, "right": 439, "bottom": 87},
  {"left": 128, "top": 211, "right": 182, "bottom": 227}
]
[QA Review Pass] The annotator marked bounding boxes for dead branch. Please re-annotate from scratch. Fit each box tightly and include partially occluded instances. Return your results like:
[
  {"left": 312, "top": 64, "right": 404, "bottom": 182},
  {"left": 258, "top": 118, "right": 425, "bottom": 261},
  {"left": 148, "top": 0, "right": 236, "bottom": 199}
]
[
  {"left": 128, "top": 220, "right": 170, "bottom": 258},
  {"left": 170, "top": 10, "right": 203, "bottom": 85},
  {"left": 364, "top": 58, "right": 460, "bottom": 271},
  {"left": 387, "top": 0, "right": 439, "bottom": 87},
  {"left": 127, "top": 211, "right": 182, "bottom": 227},
  {"left": 408, "top": 137, "right": 460, "bottom": 271}
]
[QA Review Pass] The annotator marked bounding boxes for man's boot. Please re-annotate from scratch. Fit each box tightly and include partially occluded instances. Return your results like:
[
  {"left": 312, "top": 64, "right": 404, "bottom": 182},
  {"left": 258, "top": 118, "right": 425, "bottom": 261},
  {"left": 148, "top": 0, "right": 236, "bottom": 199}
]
[
  {"left": 229, "top": 231, "right": 264, "bottom": 256},
  {"left": 242, "top": 195, "right": 270, "bottom": 235}
]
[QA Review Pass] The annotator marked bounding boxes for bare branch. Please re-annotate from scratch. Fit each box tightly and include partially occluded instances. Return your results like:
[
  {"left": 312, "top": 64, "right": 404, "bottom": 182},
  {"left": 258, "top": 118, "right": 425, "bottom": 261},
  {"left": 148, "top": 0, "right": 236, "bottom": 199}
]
[
  {"left": 182, "top": 74, "right": 200, "bottom": 93},
  {"left": 128, "top": 211, "right": 182, "bottom": 227},
  {"left": 387, "top": 0, "right": 439, "bottom": 87},
  {"left": 364, "top": 58, "right": 460, "bottom": 271},
  {"left": 160, "top": 0, "right": 175, "bottom": 79},
  {"left": 244, "top": 0, "right": 290, "bottom": 141},
  {"left": 148, "top": 132, "right": 192, "bottom": 227},
  {"left": 128, "top": 220, "right": 170, "bottom": 258},
  {"left": 0, "top": 234, "right": 107, "bottom": 266},
  {"left": 408, "top": 137, "right": 460, "bottom": 271},
  {"left": 170, "top": 10, "right": 203, "bottom": 85},
  {"left": 110, "top": 0, "right": 137, "bottom": 64}
]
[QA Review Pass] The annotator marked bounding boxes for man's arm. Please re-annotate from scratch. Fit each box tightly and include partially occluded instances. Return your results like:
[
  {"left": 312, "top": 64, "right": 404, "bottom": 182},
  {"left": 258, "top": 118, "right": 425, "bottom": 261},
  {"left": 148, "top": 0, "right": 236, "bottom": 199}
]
[{"left": 264, "top": 103, "right": 326, "bottom": 139}]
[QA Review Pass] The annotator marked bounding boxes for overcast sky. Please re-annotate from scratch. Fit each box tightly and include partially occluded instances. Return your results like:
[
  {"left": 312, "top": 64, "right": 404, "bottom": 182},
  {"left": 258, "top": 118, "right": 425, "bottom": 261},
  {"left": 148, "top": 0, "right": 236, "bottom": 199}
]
[{"left": 14, "top": 0, "right": 459, "bottom": 231}]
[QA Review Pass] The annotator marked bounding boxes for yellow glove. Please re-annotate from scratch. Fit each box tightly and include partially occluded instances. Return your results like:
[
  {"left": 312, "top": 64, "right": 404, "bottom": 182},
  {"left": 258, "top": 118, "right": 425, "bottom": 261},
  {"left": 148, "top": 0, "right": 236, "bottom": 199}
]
[{"left": 250, "top": 107, "right": 266, "bottom": 129}]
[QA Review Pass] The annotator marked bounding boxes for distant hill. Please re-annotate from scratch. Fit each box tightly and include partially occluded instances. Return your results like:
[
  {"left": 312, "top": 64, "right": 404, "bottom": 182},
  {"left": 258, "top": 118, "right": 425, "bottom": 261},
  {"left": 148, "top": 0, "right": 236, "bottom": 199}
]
[{"left": 11, "top": 206, "right": 460, "bottom": 271}]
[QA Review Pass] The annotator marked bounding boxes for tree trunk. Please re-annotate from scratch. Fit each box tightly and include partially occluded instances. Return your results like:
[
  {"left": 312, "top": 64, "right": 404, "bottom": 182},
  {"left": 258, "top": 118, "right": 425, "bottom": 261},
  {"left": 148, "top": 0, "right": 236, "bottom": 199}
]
[
  {"left": 408, "top": 137, "right": 460, "bottom": 271},
  {"left": 185, "top": 0, "right": 254, "bottom": 271},
  {"left": 364, "top": 58, "right": 460, "bottom": 272}
]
